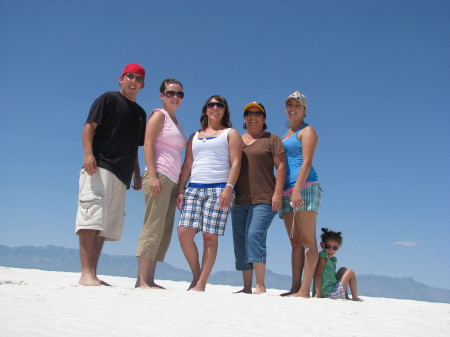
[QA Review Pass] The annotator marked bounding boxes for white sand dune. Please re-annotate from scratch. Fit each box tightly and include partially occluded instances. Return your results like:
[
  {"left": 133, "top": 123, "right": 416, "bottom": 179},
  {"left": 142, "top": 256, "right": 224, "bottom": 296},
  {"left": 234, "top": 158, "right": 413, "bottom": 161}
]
[{"left": 1, "top": 267, "right": 449, "bottom": 337}]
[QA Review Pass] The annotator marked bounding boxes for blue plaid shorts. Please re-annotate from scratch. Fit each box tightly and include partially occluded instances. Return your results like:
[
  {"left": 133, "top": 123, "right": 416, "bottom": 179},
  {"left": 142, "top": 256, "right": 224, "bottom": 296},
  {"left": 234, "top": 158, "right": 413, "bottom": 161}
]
[
  {"left": 278, "top": 182, "right": 322, "bottom": 218},
  {"left": 178, "top": 186, "right": 233, "bottom": 236}
]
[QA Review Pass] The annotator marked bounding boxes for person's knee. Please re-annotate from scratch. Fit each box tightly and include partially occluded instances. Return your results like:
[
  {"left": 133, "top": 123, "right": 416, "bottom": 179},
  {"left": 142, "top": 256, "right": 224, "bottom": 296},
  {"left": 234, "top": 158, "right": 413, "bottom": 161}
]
[
  {"left": 302, "top": 239, "right": 317, "bottom": 249},
  {"left": 178, "top": 228, "right": 192, "bottom": 242},
  {"left": 203, "top": 235, "right": 218, "bottom": 248},
  {"left": 340, "top": 268, "right": 355, "bottom": 283},
  {"left": 247, "top": 229, "right": 264, "bottom": 246},
  {"left": 232, "top": 226, "right": 245, "bottom": 242},
  {"left": 346, "top": 269, "right": 355, "bottom": 278}
]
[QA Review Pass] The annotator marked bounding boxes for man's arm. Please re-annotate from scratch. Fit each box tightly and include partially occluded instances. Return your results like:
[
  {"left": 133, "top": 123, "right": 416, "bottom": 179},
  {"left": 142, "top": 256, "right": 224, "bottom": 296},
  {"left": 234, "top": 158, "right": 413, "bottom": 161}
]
[
  {"left": 132, "top": 154, "right": 142, "bottom": 190},
  {"left": 82, "top": 122, "right": 98, "bottom": 176}
]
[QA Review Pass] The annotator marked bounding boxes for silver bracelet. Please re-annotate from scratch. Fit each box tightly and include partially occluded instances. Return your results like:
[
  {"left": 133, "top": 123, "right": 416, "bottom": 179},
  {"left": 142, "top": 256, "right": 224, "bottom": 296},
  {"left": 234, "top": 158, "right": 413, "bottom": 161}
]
[{"left": 226, "top": 183, "right": 234, "bottom": 189}]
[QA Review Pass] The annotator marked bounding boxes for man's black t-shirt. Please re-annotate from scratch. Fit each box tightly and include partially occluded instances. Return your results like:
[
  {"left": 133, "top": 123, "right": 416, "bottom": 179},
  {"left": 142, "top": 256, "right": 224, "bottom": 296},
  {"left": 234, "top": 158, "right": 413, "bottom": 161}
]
[{"left": 86, "top": 91, "right": 146, "bottom": 188}]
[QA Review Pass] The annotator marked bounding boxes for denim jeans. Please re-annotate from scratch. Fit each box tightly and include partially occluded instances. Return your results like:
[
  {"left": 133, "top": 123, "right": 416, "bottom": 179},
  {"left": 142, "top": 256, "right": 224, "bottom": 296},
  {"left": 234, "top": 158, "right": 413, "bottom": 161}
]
[{"left": 231, "top": 203, "right": 277, "bottom": 270}]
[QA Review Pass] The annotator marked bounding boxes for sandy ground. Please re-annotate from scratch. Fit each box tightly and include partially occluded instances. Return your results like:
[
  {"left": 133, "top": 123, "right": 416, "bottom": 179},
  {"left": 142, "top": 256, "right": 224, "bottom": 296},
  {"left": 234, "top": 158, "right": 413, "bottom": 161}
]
[{"left": 1, "top": 266, "right": 449, "bottom": 337}]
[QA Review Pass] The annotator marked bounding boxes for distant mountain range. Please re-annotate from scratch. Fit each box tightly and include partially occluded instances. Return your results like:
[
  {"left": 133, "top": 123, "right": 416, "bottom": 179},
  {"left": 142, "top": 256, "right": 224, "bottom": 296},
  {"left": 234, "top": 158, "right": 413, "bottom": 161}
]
[{"left": 1, "top": 244, "right": 449, "bottom": 303}]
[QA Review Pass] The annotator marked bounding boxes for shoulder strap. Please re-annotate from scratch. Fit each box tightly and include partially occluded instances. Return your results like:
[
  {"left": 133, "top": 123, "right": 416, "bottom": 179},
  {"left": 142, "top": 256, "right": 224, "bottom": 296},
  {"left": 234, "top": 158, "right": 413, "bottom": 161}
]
[
  {"left": 157, "top": 108, "right": 168, "bottom": 118},
  {"left": 296, "top": 123, "right": 309, "bottom": 134}
]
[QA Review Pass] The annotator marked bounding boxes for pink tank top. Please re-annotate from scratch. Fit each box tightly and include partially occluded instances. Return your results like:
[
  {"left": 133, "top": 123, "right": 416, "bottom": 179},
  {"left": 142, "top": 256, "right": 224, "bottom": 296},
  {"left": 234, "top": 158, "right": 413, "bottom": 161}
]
[{"left": 152, "top": 109, "right": 187, "bottom": 183}]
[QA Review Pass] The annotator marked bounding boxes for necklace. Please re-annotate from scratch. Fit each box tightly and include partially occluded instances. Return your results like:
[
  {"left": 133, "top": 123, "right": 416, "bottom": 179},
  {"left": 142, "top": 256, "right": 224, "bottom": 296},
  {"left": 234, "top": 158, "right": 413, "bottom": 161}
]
[{"left": 202, "top": 129, "right": 219, "bottom": 142}]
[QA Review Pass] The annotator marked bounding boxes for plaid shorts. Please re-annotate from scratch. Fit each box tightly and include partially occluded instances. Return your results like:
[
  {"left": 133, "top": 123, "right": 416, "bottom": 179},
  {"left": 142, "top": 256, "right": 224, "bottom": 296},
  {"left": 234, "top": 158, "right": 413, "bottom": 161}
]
[
  {"left": 178, "top": 186, "right": 233, "bottom": 236},
  {"left": 326, "top": 281, "right": 346, "bottom": 299},
  {"left": 278, "top": 182, "right": 322, "bottom": 218}
]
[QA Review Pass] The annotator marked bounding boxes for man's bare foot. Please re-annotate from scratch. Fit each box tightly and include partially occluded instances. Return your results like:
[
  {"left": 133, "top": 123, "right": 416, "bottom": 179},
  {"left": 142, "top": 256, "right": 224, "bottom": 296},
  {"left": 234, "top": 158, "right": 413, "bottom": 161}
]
[
  {"left": 233, "top": 288, "right": 252, "bottom": 294},
  {"left": 78, "top": 275, "right": 100, "bottom": 286},
  {"left": 352, "top": 297, "right": 363, "bottom": 301}
]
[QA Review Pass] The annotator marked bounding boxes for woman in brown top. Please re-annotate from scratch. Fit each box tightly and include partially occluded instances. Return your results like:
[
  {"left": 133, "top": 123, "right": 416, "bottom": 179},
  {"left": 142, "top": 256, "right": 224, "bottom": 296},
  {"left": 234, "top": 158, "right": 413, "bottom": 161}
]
[{"left": 231, "top": 102, "right": 286, "bottom": 294}]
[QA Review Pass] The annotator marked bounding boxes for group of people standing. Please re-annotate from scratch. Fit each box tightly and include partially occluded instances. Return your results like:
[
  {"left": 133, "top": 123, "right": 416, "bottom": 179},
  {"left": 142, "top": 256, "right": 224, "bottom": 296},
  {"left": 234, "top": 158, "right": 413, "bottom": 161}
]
[{"left": 75, "top": 63, "right": 359, "bottom": 300}]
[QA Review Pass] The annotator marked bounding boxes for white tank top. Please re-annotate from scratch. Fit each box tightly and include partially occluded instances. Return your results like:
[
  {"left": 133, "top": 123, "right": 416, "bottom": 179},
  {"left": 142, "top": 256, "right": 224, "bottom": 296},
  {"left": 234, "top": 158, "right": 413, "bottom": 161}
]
[{"left": 190, "top": 128, "right": 231, "bottom": 184}]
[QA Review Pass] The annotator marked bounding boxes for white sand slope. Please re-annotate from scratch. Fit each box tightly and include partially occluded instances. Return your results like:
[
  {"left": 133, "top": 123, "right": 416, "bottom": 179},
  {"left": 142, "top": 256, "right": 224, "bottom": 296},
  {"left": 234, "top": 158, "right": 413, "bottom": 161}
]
[{"left": 1, "top": 267, "right": 449, "bottom": 337}]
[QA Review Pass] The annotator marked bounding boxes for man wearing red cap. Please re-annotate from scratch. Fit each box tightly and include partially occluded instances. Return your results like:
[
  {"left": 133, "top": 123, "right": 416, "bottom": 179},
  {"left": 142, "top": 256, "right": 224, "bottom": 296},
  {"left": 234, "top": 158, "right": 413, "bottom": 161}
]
[{"left": 75, "top": 63, "right": 147, "bottom": 286}]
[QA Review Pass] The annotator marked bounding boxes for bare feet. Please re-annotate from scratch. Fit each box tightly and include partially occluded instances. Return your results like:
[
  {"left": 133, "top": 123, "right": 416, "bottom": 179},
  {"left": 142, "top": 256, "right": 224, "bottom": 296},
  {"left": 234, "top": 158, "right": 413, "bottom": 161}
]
[
  {"left": 189, "top": 282, "right": 206, "bottom": 292},
  {"left": 189, "top": 286, "right": 205, "bottom": 292},
  {"left": 135, "top": 280, "right": 166, "bottom": 289},
  {"left": 137, "top": 283, "right": 166, "bottom": 290},
  {"left": 78, "top": 274, "right": 100, "bottom": 286},
  {"left": 187, "top": 279, "right": 198, "bottom": 291},
  {"left": 290, "top": 291, "right": 311, "bottom": 298},
  {"left": 233, "top": 289, "right": 252, "bottom": 294},
  {"left": 253, "top": 285, "right": 266, "bottom": 294},
  {"left": 93, "top": 275, "right": 112, "bottom": 286},
  {"left": 280, "top": 289, "right": 298, "bottom": 297}
]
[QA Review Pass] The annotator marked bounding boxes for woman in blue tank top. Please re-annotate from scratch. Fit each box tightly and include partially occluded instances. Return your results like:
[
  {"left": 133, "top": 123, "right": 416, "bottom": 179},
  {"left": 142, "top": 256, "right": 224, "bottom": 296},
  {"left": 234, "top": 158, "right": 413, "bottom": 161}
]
[{"left": 278, "top": 91, "right": 323, "bottom": 297}]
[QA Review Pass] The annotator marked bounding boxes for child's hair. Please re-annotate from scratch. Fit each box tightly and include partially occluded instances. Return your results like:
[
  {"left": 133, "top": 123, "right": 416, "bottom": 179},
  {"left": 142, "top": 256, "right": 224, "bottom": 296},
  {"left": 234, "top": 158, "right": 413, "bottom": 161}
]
[{"left": 320, "top": 228, "right": 343, "bottom": 245}]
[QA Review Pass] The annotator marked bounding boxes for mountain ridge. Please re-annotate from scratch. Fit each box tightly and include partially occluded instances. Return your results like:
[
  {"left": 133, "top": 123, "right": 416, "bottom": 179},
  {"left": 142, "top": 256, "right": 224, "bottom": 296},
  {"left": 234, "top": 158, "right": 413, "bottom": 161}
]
[{"left": 1, "top": 244, "right": 449, "bottom": 303}]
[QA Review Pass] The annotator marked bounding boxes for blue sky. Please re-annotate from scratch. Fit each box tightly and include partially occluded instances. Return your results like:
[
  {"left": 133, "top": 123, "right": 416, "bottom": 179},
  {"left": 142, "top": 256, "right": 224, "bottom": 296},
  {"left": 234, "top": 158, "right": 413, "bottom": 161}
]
[{"left": 1, "top": 0, "right": 449, "bottom": 289}]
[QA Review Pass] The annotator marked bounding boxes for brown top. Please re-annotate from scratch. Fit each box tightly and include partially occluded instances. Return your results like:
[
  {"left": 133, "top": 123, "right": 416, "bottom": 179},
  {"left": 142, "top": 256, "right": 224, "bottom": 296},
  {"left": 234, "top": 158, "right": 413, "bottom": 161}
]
[{"left": 235, "top": 132, "right": 285, "bottom": 205}]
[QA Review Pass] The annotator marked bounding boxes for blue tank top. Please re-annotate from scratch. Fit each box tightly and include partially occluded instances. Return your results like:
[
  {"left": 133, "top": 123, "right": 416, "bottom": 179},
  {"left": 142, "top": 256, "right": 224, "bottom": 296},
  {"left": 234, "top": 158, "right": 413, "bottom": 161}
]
[{"left": 283, "top": 123, "right": 318, "bottom": 190}]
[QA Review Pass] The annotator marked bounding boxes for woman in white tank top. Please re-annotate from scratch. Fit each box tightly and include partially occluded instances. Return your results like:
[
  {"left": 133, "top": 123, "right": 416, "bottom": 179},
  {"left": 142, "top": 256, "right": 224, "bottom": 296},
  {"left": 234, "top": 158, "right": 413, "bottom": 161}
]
[{"left": 176, "top": 95, "right": 242, "bottom": 292}]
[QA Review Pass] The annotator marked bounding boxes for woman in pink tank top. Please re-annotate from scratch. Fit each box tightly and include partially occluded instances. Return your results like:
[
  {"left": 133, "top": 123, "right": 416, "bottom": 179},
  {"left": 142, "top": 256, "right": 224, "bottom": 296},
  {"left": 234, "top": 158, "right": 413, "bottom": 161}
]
[{"left": 135, "top": 79, "right": 187, "bottom": 289}]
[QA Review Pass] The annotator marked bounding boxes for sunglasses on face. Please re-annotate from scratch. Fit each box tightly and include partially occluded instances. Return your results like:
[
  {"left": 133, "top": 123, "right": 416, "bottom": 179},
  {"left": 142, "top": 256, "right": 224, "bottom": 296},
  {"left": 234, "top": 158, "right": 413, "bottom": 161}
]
[
  {"left": 124, "top": 73, "right": 144, "bottom": 83},
  {"left": 244, "top": 110, "right": 265, "bottom": 117},
  {"left": 165, "top": 91, "right": 185, "bottom": 99},
  {"left": 323, "top": 243, "right": 339, "bottom": 251},
  {"left": 207, "top": 102, "right": 225, "bottom": 109}
]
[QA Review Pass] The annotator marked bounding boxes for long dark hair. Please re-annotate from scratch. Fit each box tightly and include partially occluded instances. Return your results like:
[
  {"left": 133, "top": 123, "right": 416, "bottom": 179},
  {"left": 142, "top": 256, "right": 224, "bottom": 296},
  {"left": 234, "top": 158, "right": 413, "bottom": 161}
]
[{"left": 200, "top": 95, "right": 232, "bottom": 131}]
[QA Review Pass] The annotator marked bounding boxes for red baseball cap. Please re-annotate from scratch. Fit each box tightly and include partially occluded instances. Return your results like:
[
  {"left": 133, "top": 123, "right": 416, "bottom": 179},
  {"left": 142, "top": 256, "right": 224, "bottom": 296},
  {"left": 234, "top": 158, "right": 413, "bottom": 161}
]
[
  {"left": 122, "top": 63, "right": 145, "bottom": 78},
  {"left": 122, "top": 63, "right": 146, "bottom": 87}
]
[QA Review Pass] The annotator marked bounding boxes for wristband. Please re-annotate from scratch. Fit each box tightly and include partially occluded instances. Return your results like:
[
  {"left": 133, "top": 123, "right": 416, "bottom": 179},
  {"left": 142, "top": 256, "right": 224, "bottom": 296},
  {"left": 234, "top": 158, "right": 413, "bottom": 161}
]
[{"left": 226, "top": 183, "right": 234, "bottom": 189}]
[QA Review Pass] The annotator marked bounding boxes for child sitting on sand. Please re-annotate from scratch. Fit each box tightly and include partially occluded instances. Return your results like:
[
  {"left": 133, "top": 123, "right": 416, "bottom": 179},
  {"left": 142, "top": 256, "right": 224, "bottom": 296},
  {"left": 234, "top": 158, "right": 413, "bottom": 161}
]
[{"left": 314, "top": 228, "right": 361, "bottom": 300}]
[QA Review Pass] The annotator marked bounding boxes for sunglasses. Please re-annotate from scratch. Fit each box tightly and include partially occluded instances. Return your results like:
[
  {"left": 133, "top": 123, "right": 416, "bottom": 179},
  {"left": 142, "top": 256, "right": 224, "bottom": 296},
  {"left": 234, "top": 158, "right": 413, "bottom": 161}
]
[
  {"left": 124, "top": 73, "right": 144, "bottom": 83},
  {"left": 207, "top": 102, "right": 225, "bottom": 109},
  {"left": 244, "top": 111, "right": 265, "bottom": 117},
  {"left": 323, "top": 243, "right": 339, "bottom": 251},
  {"left": 165, "top": 91, "right": 185, "bottom": 99}
]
